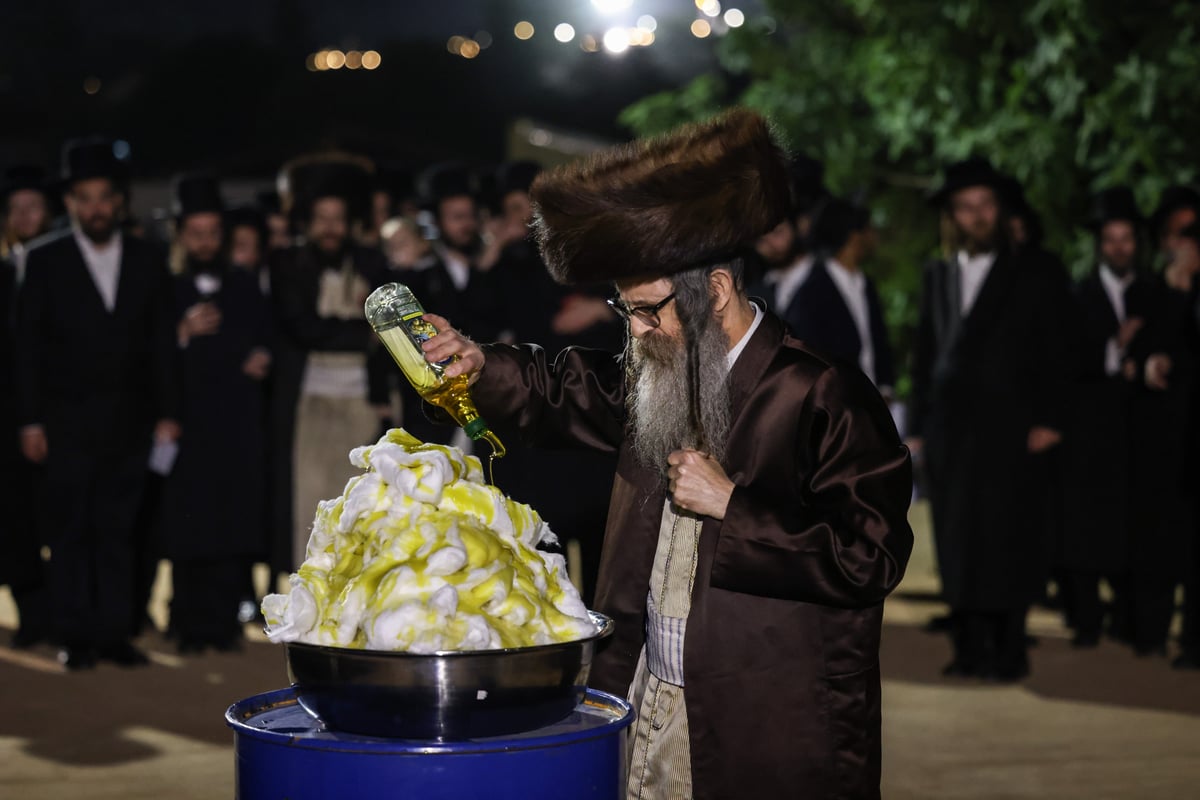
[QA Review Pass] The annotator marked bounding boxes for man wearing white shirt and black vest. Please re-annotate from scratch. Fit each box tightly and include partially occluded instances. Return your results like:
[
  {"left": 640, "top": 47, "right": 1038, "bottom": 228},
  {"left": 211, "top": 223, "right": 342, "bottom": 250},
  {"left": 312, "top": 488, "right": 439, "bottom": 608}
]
[
  {"left": 15, "top": 138, "right": 180, "bottom": 670},
  {"left": 1058, "top": 187, "right": 1151, "bottom": 648},
  {"left": 909, "top": 157, "right": 1067, "bottom": 681},
  {"left": 785, "top": 197, "right": 896, "bottom": 397}
]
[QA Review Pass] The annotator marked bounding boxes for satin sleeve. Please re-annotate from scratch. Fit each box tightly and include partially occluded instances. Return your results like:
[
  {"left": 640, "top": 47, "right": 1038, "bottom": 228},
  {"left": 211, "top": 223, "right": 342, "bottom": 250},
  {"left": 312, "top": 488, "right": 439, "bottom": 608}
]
[
  {"left": 468, "top": 343, "right": 627, "bottom": 452},
  {"left": 711, "top": 366, "right": 914, "bottom": 608}
]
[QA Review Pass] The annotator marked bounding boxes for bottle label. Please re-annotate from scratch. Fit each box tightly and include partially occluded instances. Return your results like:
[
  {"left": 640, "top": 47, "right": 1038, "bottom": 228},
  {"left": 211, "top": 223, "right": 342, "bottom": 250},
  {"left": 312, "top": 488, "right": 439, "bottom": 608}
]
[{"left": 401, "top": 313, "right": 452, "bottom": 368}]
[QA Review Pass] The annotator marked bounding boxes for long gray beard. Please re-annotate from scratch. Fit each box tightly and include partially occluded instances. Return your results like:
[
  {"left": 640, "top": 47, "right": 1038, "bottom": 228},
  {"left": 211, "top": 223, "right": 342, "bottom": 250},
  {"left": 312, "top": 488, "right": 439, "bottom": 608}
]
[{"left": 625, "top": 317, "right": 732, "bottom": 477}]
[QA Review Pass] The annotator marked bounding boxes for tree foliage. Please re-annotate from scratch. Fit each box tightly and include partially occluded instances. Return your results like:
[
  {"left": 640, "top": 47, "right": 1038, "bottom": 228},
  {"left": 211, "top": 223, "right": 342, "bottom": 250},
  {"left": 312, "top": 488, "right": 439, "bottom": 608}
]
[{"left": 620, "top": 0, "right": 1200, "bottom": 391}]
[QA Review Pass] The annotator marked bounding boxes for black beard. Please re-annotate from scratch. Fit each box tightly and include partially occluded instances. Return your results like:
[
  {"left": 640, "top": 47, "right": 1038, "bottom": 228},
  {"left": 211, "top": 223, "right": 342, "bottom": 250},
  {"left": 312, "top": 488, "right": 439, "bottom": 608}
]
[
  {"left": 186, "top": 254, "right": 223, "bottom": 275},
  {"left": 80, "top": 219, "right": 116, "bottom": 244},
  {"left": 444, "top": 235, "right": 482, "bottom": 258},
  {"left": 310, "top": 238, "right": 347, "bottom": 266}
]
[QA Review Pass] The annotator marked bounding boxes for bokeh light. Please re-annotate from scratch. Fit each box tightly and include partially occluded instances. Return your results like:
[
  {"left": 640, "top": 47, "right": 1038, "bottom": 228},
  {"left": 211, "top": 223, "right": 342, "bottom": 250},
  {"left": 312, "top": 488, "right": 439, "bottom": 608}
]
[
  {"left": 603, "top": 27, "right": 631, "bottom": 54},
  {"left": 514, "top": 21, "right": 535, "bottom": 40},
  {"left": 554, "top": 23, "right": 576, "bottom": 43},
  {"left": 691, "top": 19, "right": 712, "bottom": 38}
]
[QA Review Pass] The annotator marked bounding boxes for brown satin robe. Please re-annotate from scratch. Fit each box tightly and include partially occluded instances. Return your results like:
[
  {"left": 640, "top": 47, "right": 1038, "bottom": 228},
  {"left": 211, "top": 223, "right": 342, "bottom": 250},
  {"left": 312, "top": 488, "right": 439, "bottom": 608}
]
[{"left": 471, "top": 311, "right": 913, "bottom": 800}]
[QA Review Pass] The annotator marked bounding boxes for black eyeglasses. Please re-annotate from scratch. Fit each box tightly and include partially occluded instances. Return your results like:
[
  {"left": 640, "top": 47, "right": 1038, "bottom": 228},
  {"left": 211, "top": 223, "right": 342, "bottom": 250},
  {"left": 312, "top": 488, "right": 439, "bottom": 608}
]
[{"left": 606, "top": 293, "right": 676, "bottom": 329}]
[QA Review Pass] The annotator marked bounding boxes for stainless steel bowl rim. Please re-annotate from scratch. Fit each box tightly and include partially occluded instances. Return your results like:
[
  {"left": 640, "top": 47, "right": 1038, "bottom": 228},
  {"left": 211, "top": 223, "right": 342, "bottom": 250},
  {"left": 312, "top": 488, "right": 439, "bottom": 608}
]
[{"left": 280, "top": 610, "right": 613, "bottom": 659}]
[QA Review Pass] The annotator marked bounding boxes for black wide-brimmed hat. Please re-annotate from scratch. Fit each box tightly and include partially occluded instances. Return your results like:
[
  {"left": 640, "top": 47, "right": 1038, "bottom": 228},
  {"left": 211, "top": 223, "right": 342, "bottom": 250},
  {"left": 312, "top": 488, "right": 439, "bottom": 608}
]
[
  {"left": 419, "top": 163, "right": 476, "bottom": 211},
  {"left": 61, "top": 137, "right": 129, "bottom": 188},
  {"left": 172, "top": 173, "right": 225, "bottom": 220},
  {"left": 928, "top": 157, "right": 1006, "bottom": 207},
  {"left": 2, "top": 164, "right": 51, "bottom": 203},
  {"left": 1089, "top": 186, "right": 1144, "bottom": 232},
  {"left": 529, "top": 107, "right": 791, "bottom": 284},
  {"left": 788, "top": 153, "right": 827, "bottom": 217},
  {"left": 1150, "top": 185, "right": 1200, "bottom": 236},
  {"left": 279, "top": 153, "right": 374, "bottom": 224},
  {"left": 496, "top": 161, "right": 543, "bottom": 199}
]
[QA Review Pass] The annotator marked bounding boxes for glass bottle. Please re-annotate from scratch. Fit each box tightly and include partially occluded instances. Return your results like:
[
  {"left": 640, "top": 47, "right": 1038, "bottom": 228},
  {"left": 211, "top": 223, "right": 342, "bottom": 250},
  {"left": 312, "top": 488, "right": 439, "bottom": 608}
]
[{"left": 364, "top": 283, "right": 507, "bottom": 465}]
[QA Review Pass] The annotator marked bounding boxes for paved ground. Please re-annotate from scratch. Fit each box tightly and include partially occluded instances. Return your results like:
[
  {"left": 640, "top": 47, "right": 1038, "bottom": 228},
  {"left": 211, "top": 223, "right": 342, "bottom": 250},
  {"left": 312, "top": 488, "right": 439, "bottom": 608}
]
[{"left": 3, "top": 504, "right": 1199, "bottom": 798}]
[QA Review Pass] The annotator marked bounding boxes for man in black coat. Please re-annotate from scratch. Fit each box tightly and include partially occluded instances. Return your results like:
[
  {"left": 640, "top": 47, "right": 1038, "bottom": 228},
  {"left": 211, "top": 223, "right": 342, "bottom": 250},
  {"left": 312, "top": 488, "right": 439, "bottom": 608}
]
[
  {"left": 785, "top": 197, "right": 896, "bottom": 396},
  {"left": 161, "top": 175, "right": 272, "bottom": 653},
  {"left": 15, "top": 138, "right": 179, "bottom": 669},
  {"left": 908, "top": 157, "right": 1066, "bottom": 681},
  {"left": 1058, "top": 187, "right": 1151, "bottom": 647},
  {"left": 1, "top": 256, "right": 50, "bottom": 648}
]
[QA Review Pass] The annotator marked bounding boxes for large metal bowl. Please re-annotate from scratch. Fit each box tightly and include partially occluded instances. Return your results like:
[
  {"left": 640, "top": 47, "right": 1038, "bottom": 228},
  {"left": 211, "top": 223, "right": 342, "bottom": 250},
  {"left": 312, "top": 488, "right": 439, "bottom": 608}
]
[{"left": 285, "top": 611, "right": 614, "bottom": 740}]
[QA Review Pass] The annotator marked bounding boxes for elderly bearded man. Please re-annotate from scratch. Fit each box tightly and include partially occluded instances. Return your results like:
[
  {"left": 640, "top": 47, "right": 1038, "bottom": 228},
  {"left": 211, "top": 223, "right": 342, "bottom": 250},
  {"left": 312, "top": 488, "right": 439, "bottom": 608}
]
[{"left": 421, "top": 110, "right": 913, "bottom": 800}]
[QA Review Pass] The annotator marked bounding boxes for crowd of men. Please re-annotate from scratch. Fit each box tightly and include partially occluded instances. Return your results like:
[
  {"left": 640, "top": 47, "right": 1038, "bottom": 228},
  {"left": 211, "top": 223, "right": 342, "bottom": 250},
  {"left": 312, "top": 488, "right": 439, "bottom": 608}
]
[{"left": 1, "top": 135, "right": 1198, "bottom": 679}]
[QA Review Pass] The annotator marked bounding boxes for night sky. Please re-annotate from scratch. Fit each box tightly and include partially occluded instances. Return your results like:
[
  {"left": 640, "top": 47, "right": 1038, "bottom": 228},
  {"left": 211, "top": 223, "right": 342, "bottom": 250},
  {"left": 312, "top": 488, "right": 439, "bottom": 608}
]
[{"left": 0, "top": 0, "right": 764, "bottom": 178}]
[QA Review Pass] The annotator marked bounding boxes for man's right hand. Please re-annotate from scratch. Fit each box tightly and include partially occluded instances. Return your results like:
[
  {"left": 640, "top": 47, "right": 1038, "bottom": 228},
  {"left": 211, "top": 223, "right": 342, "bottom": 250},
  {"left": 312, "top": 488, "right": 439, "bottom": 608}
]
[
  {"left": 1117, "top": 317, "right": 1144, "bottom": 349},
  {"left": 178, "top": 302, "right": 222, "bottom": 345},
  {"left": 21, "top": 427, "right": 48, "bottom": 464},
  {"left": 421, "top": 314, "right": 485, "bottom": 384}
]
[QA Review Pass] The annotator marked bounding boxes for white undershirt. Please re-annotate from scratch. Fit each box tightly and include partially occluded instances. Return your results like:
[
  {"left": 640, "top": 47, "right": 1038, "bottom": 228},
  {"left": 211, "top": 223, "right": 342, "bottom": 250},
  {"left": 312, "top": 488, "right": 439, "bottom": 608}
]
[
  {"left": 826, "top": 258, "right": 875, "bottom": 383},
  {"left": 73, "top": 226, "right": 122, "bottom": 312},
  {"left": 726, "top": 303, "right": 764, "bottom": 370},
  {"left": 765, "top": 254, "right": 814, "bottom": 313},
  {"left": 1099, "top": 263, "right": 1135, "bottom": 376},
  {"left": 956, "top": 250, "right": 997, "bottom": 316}
]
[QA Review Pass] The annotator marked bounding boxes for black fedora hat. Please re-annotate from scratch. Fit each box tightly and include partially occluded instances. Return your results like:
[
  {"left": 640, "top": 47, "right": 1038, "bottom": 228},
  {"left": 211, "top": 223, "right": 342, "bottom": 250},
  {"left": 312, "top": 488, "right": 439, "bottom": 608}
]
[
  {"left": 1089, "top": 186, "right": 1144, "bottom": 232},
  {"left": 928, "top": 157, "right": 1006, "bottom": 207},
  {"left": 419, "top": 162, "right": 476, "bottom": 211},
  {"left": 496, "top": 160, "right": 543, "bottom": 199},
  {"left": 788, "top": 153, "right": 828, "bottom": 217},
  {"left": 61, "top": 137, "right": 129, "bottom": 188},
  {"left": 279, "top": 153, "right": 374, "bottom": 225},
  {"left": 2, "top": 164, "right": 51, "bottom": 203},
  {"left": 172, "top": 173, "right": 225, "bottom": 220}
]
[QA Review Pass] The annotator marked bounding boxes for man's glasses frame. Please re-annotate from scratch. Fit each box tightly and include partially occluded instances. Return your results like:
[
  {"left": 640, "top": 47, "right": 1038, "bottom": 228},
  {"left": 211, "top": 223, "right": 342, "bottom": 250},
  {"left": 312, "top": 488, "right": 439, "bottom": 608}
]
[{"left": 606, "top": 293, "right": 676, "bottom": 329}]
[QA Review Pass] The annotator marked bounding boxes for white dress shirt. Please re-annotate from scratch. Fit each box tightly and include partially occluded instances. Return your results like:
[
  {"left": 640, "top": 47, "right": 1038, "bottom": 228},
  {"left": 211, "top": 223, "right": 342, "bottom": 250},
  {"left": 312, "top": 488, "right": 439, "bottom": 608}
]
[
  {"left": 956, "top": 250, "right": 997, "bottom": 316},
  {"left": 73, "top": 227, "right": 122, "bottom": 312},
  {"left": 726, "top": 302, "right": 764, "bottom": 370},
  {"left": 826, "top": 258, "right": 876, "bottom": 383},
  {"left": 1099, "top": 263, "right": 1135, "bottom": 376},
  {"left": 765, "top": 254, "right": 814, "bottom": 314}
]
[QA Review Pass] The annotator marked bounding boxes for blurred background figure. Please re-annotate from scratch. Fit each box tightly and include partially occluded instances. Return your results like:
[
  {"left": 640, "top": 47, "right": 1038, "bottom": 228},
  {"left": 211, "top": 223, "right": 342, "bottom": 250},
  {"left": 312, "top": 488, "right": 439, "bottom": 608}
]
[
  {"left": 747, "top": 154, "right": 827, "bottom": 303},
  {"left": 160, "top": 174, "right": 271, "bottom": 654},
  {"left": 2, "top": 165, "right": 55, "bottom": 281},
  {"left": 268, "top": 155, "right": 389, "bottom": 571},
  {"left": 787, "top": 196, "right": 895, "bottom": 398},
  {"left": 15, "top": 138, "right": 179, "bottom": 670},
  {"left": 1057, "top": 187, "right": 1150, "bottom": 648},
  {"left": 909, "top": 157, "right": 1066, "bottom": 682}
]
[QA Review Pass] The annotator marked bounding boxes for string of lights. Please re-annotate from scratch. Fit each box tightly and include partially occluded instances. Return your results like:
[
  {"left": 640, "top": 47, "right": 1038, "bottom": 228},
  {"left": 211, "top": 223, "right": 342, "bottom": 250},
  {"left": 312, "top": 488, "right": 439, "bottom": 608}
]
[{"left": 302, "top": 1, "right": 759, "bottom": 70}]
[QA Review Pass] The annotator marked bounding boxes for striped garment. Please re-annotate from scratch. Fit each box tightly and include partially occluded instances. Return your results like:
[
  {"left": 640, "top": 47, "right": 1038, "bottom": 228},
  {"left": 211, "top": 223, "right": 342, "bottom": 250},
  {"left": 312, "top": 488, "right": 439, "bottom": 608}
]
[{"left": 627, "top": 502, "right": 703, "bottom": 799}]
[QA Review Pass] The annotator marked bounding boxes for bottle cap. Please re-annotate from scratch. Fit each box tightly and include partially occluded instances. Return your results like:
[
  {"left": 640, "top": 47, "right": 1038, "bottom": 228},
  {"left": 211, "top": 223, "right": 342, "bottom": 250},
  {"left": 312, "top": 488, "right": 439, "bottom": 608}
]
[{"left": 463, "top": 417, "right": 490, "bottom": 440}]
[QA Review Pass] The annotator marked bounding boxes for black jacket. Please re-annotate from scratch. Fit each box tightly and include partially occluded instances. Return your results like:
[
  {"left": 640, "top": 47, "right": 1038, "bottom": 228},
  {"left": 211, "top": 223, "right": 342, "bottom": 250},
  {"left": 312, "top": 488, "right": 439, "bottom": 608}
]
[
  {"left": 783, "top": 259, "right": 896, "bottom": 389},
  {"left": 15, "top": 230, "right": 177, "bottom": 454}
]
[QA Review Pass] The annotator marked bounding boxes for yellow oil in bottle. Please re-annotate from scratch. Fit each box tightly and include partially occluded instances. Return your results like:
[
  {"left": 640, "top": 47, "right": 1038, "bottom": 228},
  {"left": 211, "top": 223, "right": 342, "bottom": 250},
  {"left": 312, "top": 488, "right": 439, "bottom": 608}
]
[{"left": 365, "top": 284, "right": 506, "bottom": 483}]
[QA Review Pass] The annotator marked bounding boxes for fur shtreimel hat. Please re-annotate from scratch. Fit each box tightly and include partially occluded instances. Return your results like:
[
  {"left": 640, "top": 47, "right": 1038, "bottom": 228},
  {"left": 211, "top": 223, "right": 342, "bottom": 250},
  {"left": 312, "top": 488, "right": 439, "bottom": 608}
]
[{"left": 530, "top": 108, "right": 791, "bottom": 284}]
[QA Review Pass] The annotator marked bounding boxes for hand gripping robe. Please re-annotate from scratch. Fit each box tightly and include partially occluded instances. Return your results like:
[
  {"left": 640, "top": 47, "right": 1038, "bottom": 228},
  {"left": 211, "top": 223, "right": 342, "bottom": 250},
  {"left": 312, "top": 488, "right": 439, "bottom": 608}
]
[{"left": 460, "top": 110, "right": 915, "bottom": 800}]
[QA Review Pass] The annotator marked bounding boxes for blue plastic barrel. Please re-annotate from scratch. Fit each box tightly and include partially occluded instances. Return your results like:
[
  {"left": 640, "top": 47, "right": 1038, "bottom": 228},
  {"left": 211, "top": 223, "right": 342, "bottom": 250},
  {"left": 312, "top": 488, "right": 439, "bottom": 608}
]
[{"left": 226, "top": 687, "right": 633, "bottom": 800}]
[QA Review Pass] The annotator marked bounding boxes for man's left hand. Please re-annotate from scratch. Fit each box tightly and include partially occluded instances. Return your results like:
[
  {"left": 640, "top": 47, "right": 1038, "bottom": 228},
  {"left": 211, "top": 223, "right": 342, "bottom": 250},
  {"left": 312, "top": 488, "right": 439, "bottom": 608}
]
[{"left": 667, "top": 449, "right": 734, "bottom": 520}]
